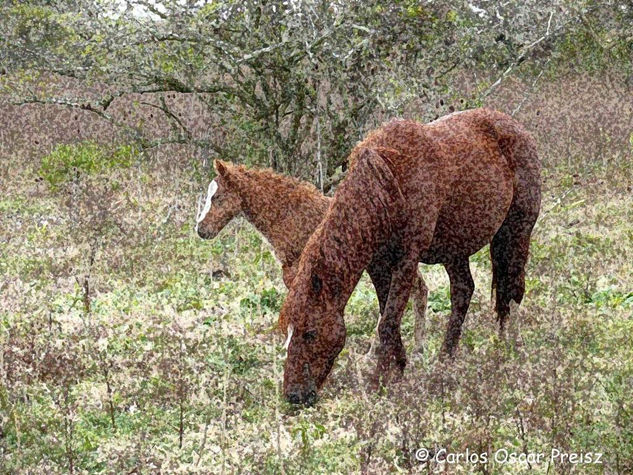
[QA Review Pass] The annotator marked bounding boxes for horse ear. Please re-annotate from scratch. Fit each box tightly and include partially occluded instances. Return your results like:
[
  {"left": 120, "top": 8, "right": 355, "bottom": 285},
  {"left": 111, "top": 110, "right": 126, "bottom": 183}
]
[{"left": 214, "top": 159, "right": 231, "bottom": 177}]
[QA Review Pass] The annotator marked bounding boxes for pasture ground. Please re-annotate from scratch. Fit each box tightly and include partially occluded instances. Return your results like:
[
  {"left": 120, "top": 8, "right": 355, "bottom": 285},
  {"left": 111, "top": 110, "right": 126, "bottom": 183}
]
[{"left": 1, "top": 139, "right": 632, "bottom": 473}]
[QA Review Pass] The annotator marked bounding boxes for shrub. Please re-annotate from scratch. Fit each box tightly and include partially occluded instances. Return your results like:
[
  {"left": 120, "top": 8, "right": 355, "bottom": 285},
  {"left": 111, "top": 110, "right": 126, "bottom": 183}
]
[{"left": 40, "top": 141, "right": 138, "bottom": 188}]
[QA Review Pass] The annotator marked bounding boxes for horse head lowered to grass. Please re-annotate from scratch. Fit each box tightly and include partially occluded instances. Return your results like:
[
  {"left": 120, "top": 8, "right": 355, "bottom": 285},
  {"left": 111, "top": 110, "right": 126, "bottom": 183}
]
[{"left": 280, "top": 108, "right": 541, "bottom": 405}]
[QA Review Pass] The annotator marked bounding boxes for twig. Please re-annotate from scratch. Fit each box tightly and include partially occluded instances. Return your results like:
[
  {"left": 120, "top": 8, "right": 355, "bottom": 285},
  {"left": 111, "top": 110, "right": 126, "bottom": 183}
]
[
  {"left": 238, "top": 42, "right": 288, "bottom": 63},
  {"left": 139, "top": 96, "right": 192, "bottom": 140},
  {"left": 12, "top": 96, "right": 145, "bottom": 144},
  {"left": 274, "top": 339, "right": 287, "bottom": 475},
  {"left": 220, "top": 364, "right": 229, "bottom": 474},
  {"left": 511, "top": 59, "right": 550, "bottom": 116},
  {"left": 480, "top": 11, "right": 554, "bottom": 99},
  {"left": 316, "top": 115, "right": 323, "bottom": 193},
  {"left": 195, "top": 415, "right": 211, "bottom": 467}
]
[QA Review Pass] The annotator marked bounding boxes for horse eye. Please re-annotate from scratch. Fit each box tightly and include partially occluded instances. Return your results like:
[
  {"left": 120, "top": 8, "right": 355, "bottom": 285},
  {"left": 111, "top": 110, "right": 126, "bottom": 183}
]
[
  {"left": 303, "top": 330, "right": 317, "bottom": 342},
  {"left": 311, "top": 274, "right": 322, "bottom": 294}
]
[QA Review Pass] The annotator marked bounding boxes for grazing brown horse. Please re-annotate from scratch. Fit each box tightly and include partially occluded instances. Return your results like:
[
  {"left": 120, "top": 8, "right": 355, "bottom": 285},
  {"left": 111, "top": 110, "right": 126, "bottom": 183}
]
[
  {"left": 280, "top": 108, "right": 541, "bottom": 405},
  {"left": 195, "top": 160, "right": 429, "bottom": 349}
]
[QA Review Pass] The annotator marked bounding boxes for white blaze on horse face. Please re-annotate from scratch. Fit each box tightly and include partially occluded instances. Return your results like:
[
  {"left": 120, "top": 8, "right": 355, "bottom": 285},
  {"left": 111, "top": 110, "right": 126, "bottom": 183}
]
[
  {"left": 283, "top": 324, "right": 294, "bottom": 351},
  {"left": 196, "top": 180, "right": 218, "bottom": 229}
]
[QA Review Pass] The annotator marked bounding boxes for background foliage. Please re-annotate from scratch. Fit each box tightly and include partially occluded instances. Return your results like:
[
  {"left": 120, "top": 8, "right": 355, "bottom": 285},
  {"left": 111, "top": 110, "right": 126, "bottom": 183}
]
[{"left": 2, "top": 0, "right": 632, "bottom": 184}]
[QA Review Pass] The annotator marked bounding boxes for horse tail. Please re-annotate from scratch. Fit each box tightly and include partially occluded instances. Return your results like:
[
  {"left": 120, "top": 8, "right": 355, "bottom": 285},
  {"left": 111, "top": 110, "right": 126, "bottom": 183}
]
[
  {"left": 490, "top": 197, "right": 538, "bottom": 326},
  {"left": 488, "top": 113, "right": 541, "bottom": 328}
]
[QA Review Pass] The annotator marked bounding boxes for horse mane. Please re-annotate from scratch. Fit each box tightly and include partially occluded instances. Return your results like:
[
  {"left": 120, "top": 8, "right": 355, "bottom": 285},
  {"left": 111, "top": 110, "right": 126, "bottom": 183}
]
[
  {"left": 280, "top": 148, "right": 406, "bottom": 330},
  {"left": 347, "top": 119, "right": 425, "bottom": 169}
]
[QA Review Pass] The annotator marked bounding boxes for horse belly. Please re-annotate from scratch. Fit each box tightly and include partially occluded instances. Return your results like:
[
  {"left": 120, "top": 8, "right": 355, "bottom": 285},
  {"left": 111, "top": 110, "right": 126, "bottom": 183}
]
[{"left": 420, "top": 159, "right": 514, "bottom": 264}]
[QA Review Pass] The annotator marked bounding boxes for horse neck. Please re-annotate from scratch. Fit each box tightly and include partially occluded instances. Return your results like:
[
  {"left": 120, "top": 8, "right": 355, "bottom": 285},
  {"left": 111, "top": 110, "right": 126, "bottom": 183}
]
[
  {"left": 309, "top": 158, "right": 401, "bottom": 305},
  {"left": 238, "top": 172, "right": 329, "bottom": 267}
]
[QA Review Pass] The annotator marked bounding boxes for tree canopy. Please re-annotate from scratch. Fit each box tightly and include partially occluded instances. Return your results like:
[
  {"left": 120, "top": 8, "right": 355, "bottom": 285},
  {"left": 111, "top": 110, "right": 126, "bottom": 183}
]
[{"left": 1, "top": 0, "right": 631, "bottom": 186}]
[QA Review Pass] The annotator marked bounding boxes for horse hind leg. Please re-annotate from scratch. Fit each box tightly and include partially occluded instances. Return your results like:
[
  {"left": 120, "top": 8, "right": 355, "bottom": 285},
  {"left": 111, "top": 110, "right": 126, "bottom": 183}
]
[
  {"left": 440, "top": 258, "right": 474, "bottom": 358},
  {"left": 411, "top": 271, "right": 428, "bottom": 355},
  {"left": 490, "top": 204, "right": 538, "bottom": 336}
]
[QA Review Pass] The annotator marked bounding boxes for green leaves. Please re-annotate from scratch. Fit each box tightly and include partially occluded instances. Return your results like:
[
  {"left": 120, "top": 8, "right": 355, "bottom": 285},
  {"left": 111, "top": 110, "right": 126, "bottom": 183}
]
[
  {"left": 239, "top": 287, "right": 283, "bottom": 314},
  {"left": 39, "top": 141, "right": 137, "bottom": 188}
]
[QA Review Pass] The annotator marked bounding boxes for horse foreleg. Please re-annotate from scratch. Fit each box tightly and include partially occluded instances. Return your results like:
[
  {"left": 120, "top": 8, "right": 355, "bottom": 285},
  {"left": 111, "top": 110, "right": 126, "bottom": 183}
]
[
  {"left": 282, "top": 264, "right": 298, "bottom": 289},
  {"left": 374, "top": 257, "right": 418, "bottom": 384},
  {"left": 411, "top": 271, "right": 428, "bottom": 355},
  {"left": 440, "top": 258, "right": 475, "bottom": 358},
  {"left": 366, "top": 253, "right": 393, "bottom": 358}
]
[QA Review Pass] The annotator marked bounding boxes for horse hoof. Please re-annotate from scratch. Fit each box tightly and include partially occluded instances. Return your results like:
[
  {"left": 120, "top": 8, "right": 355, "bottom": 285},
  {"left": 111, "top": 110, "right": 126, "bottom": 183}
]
[{"left": 438, "top": 345, "right": 457, "bottom": 362}]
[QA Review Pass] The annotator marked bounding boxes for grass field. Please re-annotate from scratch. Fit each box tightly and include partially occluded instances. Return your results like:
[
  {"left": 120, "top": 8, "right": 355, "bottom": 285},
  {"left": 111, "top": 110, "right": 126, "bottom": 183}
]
[{"left": 1, "top": 141, "right": 632, "bottom": 473}]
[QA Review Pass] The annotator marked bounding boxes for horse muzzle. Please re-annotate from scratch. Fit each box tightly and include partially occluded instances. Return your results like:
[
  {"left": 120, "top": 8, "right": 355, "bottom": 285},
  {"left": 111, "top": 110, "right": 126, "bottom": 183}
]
[
  {"left": 285, "top": 386, "right": 318, "bottom": 406},
  {"left": 196, "top": 226, "right": 216, "bottom": 240}
]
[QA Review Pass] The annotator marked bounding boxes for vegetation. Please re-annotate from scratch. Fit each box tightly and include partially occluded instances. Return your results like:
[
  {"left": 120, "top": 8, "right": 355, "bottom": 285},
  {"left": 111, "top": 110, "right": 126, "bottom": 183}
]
[
  {"left": 39, "top": 142, "right": 138, "bottom": 188},
  {"left": 1, "top": 0, "right": 632, "bottom": 473},
  {"left": 2, "top": 1, "right": 632, "bottom": 182}
]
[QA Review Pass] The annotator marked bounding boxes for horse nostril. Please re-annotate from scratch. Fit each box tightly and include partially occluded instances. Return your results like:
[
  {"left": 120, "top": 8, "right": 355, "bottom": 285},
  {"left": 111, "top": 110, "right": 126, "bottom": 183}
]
[
  {"left": 287, "top": 391, "right": 302, "bottom": 405},
  {"left": 305, "top": 390, "right": 317, "bottom": 407},
  {"left": 197, "top": 228, "right": 210, "bottom": 239}
]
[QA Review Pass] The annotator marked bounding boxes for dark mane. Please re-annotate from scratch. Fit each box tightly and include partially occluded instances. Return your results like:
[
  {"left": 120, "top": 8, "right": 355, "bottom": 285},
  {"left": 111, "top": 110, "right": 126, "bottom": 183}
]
[{"left": 280, "top": 148, "right": 405, "bottom": 329}]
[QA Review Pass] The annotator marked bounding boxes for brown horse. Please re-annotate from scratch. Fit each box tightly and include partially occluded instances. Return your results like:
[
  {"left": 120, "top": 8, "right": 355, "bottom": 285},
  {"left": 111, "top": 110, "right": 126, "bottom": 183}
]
[
  {"left": 280, "top": 108, "right": 541, "bottom": 405},
  {"left": 195, "top": 160, "right": 429, "bottom": 350}
]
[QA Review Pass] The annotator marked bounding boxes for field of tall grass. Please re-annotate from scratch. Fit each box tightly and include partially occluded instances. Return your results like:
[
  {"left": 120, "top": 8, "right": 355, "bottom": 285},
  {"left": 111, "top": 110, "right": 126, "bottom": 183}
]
[{"left": 1, "top": 108, "right": 632, "bottom": 472}]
